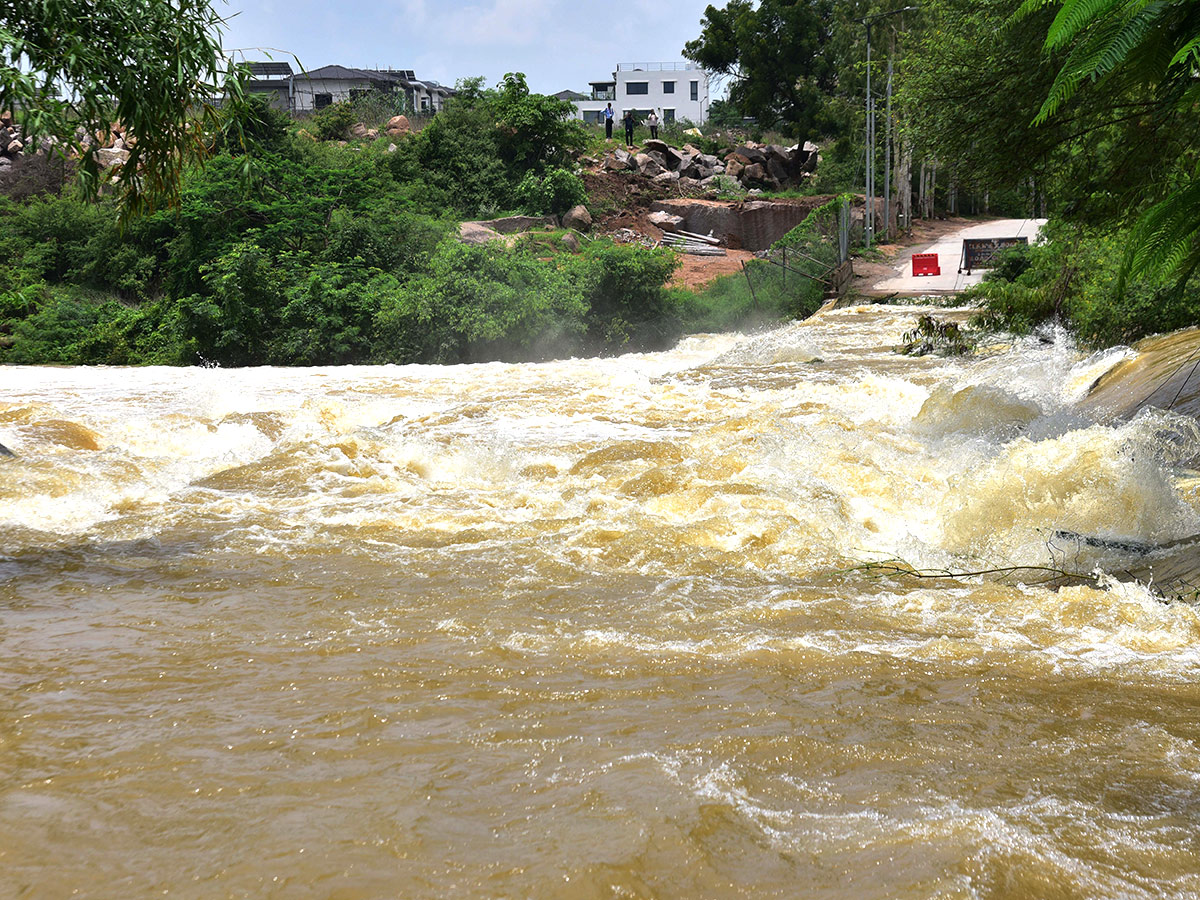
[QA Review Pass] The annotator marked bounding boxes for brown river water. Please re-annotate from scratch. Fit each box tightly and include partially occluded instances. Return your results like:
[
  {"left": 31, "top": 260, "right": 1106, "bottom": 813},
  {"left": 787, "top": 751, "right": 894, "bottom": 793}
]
[{"left": 2, "top": 304, "right": 1200, "bottom": 899}]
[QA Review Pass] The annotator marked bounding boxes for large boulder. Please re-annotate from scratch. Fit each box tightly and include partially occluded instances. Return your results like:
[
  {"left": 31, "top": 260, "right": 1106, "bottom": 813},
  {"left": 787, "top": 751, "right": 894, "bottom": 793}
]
[
  {"left": 479, "top": 214, "right": 560, "bottom": 234},
  {"left": 561, "top": 232, "right": 581, "bottom": 252},
  {"left": 604, "top": 148, "right": 636, "bottom": 171},
  {"left": 642, "top": 139, "right": 682, "bottom": 169},
  {"left": 742, "top": 162, "right": 767, "bottom": 184},
  {"left": 95, "top": 147, "right": 129, "bottom": 168},
  {"left": 385, "top": 115, "right": 411, "bottom": 137},
  {"left": 676, "top": 153, "right": 699, "bottom": 178},
  {"left": 635, "top": 153, "right": 665, "bottom": 177},
  {"left": 725, "top": 159, "right": 745, "bottom": 180},
  {"left": 349, "top": 122, "right": 369, "bottom": 139},
  {"left": 735, "top": 145, "right": 768, "bottom": 166},
  {"left": 648, "top": 210, "right": 684, "bottom": 231},
  {"left": 459, "top": 222, "right": 504, "bottom": 245},
  {"left": 562, "top": 204, "right": 593, "bottom": 232}
]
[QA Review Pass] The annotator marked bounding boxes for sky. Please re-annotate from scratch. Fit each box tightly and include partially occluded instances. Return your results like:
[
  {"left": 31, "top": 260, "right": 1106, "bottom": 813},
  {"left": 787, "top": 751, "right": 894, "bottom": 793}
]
[{"left": 218, "top": 0, "right": 720, "bottom": 95}]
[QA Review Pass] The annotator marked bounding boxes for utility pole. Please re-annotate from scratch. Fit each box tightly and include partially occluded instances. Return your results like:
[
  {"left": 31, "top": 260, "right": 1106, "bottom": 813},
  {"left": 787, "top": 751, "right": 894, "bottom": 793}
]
[{"left": 860, "top": 6, "right": 917, "bottom": 248}]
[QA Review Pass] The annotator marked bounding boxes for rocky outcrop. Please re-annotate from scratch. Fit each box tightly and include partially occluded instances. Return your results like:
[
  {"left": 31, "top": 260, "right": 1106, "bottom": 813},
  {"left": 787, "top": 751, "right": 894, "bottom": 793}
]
[
  {"left": 478, "top": 214, "right": 560, "bottom": 234},
  {"left": 385, "top": 115, "right": 411, "bottom": 137},
  {"left": 562, "top": 205, "right": 592, "bottom": 232},
  {"left": 599, "top": 137, "right": 818, "bottom": 194}
]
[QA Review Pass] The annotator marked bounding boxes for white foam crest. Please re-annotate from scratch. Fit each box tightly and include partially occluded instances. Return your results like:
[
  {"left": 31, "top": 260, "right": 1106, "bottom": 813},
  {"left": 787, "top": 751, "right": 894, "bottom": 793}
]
[{"left": 939, "top": 418, "right": 1200, "bottom": 564}]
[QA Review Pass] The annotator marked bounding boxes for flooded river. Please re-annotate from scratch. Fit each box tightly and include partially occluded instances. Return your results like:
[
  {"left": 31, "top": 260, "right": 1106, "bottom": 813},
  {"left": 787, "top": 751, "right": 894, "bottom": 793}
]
[{"left": 2, "top": 305, "right": 1199, "bottom": 899}]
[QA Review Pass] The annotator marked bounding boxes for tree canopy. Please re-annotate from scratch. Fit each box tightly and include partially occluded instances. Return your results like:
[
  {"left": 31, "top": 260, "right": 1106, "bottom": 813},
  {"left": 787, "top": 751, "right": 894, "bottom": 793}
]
[
  {"left": 684, "top": 0, "right": 838, "bottom": 142},
  {"left": 0, "top": 0, "right": 239, "bottom": 214},
  {"left": 1021, "top": 0, "right": 1200, "bottom": 288}
]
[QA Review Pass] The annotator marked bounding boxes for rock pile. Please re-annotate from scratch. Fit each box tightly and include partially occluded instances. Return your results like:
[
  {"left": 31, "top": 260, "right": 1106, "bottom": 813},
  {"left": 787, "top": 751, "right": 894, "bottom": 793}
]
[
  {"left": 0, "top": 111, "right": 133, "bottom": 172},
  {"left": 600, "top": 139, "right": 818, "bottom": 192}
]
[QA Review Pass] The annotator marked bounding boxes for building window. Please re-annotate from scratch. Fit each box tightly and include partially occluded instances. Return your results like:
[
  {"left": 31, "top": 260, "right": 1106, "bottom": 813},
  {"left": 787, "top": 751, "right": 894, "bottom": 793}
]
[
  {"left": 314, "top": 93, "right": 333, "bottom": 110},
  {"left": 663, "top": 108, "right": 676, "bottom": 124},
  {"left": 626, "top": 82, "right": 649, "bottom": 95},
  {"left": 663, "top": 81, "right": 676, "bottom": 94},
  {"left": 690, "top": 81, "right": 699, "bottom": 101}
]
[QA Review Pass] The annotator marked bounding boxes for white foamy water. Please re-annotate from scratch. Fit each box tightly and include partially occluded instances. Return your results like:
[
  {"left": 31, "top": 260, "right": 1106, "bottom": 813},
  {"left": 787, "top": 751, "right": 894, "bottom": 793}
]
[{"left": 2, "top": 304, "right": 1199, "bottom": 899}]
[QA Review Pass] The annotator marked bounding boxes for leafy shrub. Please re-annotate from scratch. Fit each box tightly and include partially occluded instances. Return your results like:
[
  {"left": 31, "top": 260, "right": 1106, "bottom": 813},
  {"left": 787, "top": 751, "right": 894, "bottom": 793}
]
[
  {"left": 966, "top": 220, "right": 1200, "bottom": 348},
  {"left": 899, "top": 315, "right": 974, "bottom": 356},
  {"left": 311, "top": 101, "right": 356, "bottom": 141},
  {"left": 270, "top": 266, "right": 389, "bottom": 364},
  {"left": 176, "top": 241, "right": 286, "bottom": 365},
  {"left": 515, "top": 168, "right": 587, "bottom": 216},
  {"left": 985, "top": 243, "right": 1033, "bottom": 284},
  {"left": 375, "top": 240, "right": 587, "bottom": 363},
  {"left": 571, "top": 242, "right": 681, "bottom": 350}
]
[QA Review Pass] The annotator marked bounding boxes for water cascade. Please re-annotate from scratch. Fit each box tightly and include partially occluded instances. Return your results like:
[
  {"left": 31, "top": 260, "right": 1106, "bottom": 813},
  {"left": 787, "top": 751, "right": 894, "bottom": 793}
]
[{"left": 2, "top": 304, "right": 1198, "bottom": 898}]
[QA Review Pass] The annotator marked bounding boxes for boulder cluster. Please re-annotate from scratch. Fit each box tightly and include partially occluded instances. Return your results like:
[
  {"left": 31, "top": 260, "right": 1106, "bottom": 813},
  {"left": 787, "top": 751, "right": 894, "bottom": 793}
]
[
  {"left": 0, "top": 111, "right": 133, "bottom": 172},
  {"left": 348, "top": 115, "right": 411, "bottom": 143},
  {"left": 598, "top": 139, "right": 818, "bottom": 192}
]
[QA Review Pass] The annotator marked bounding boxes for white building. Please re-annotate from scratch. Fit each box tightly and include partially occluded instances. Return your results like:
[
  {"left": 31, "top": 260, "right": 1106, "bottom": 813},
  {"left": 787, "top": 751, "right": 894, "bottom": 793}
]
[{"left": 565, "top": 63, "right": 710, "bottom": 127}]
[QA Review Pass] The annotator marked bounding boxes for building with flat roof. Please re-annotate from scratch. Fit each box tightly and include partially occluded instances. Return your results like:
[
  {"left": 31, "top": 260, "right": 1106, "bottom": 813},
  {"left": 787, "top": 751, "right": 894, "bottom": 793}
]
[{"left": 562, "top": 63, "right": 710, "bottom": 127}]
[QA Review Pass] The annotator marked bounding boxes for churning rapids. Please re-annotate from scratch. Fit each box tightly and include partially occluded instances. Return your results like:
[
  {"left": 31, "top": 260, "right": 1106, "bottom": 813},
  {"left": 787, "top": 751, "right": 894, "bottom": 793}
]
[{"left": 3, "top": 304, "right": 1200, "bottom": 899}]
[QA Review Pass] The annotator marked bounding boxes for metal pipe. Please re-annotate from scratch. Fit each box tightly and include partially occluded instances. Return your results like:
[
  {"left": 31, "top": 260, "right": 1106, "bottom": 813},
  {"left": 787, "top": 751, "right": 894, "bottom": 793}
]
[{"left": 860, "top": 7, "right": 917, "bottom": 248}]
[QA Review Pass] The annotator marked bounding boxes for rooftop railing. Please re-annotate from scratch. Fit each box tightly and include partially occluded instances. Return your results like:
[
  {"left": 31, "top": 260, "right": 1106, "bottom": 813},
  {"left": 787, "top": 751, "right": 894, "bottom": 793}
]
[{"left": 616, "top": 62, "right": 701, "bottom": 72}]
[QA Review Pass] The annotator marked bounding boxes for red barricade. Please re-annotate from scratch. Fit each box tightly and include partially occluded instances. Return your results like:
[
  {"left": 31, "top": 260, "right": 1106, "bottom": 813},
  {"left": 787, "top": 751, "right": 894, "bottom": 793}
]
[{"left": 912, "top": 253, "right": 941, "bottom": 277}]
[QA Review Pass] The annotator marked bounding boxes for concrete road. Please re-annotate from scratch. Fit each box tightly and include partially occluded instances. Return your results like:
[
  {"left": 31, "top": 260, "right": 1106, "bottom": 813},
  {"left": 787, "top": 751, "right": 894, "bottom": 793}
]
[{"left": 872, "top": 218, "right": 1046, "bottom": 295}]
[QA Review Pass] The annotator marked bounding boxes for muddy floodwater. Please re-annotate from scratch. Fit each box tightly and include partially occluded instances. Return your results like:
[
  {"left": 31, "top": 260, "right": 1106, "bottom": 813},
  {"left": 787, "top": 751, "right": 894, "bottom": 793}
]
[{"left": 3, "top": 305, "right": 1200, "bottom": 899}]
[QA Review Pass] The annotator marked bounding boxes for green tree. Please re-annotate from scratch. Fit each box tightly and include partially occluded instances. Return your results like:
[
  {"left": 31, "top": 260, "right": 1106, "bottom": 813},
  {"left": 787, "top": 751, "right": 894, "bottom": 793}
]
[
  {"left": 1023, "top": 0, "right": 1200, "bottom": 288},
  {"left": 684, "top": 0, "right": 838, "bottom": 142},
  {"left": 706, "top": 98, "right": 749, "bottom": 130},
  {"left": 0, "top": 0, "right": 242, "bottom": 215}
]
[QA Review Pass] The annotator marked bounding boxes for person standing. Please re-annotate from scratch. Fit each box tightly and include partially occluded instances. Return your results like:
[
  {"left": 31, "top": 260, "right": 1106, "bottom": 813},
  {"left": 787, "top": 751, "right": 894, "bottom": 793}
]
[
  {"left": 647, "top": 110, "right": 659, "bottom": 140},
  {"left": 603, "top": 103, "right": 614, "bottom": 140},
  {"left": 623, "top": 108, "right": 635, "bottom": 147}
]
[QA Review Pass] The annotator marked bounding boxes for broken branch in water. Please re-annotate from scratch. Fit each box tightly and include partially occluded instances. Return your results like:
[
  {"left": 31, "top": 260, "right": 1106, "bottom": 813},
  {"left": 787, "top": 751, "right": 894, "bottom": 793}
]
[{"left": 845, "top": 558, "right": 1097, "bottom": 587}]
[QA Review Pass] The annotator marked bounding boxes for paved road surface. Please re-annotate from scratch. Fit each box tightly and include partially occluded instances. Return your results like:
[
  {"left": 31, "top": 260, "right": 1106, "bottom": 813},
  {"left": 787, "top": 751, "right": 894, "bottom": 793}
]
[{"left": 872, "top": 218, "right": 1046, "bottom": 295}]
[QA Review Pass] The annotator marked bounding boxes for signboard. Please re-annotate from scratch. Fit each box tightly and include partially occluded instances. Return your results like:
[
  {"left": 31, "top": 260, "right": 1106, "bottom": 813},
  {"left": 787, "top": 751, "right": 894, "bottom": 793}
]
[{"left": 958, "top": 237, "right": 1028, "bottom": 275}]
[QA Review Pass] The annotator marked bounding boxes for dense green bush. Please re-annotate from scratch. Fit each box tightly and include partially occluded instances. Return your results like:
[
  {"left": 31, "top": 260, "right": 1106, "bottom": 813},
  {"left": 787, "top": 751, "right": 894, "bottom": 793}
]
[
  {"left": 389, "top": 73, "right": 585, "bottom": 218},
  {"left": 515, "top": 168, "right": 587, "bottom": 216},
  {"left": 311, "top": 101, "right": 357, "bottom": 141},
  {"left": 0, "top": 75, "right": 699, "bottom": 369},
  {"left": 966, "top": 221, "right": 1200, "bottom": 347}
]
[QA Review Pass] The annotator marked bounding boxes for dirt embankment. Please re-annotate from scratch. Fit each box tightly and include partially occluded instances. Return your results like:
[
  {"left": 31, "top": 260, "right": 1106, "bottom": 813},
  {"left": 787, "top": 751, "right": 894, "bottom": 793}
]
[{"left": 580, "top": 165, "right": 837, "bottom": 290}]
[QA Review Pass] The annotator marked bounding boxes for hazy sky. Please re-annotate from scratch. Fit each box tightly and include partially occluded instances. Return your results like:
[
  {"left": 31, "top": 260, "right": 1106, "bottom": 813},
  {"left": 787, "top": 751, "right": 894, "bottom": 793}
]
[{"left": 219, "top": 0, "right": 720, "bottom": 94}]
